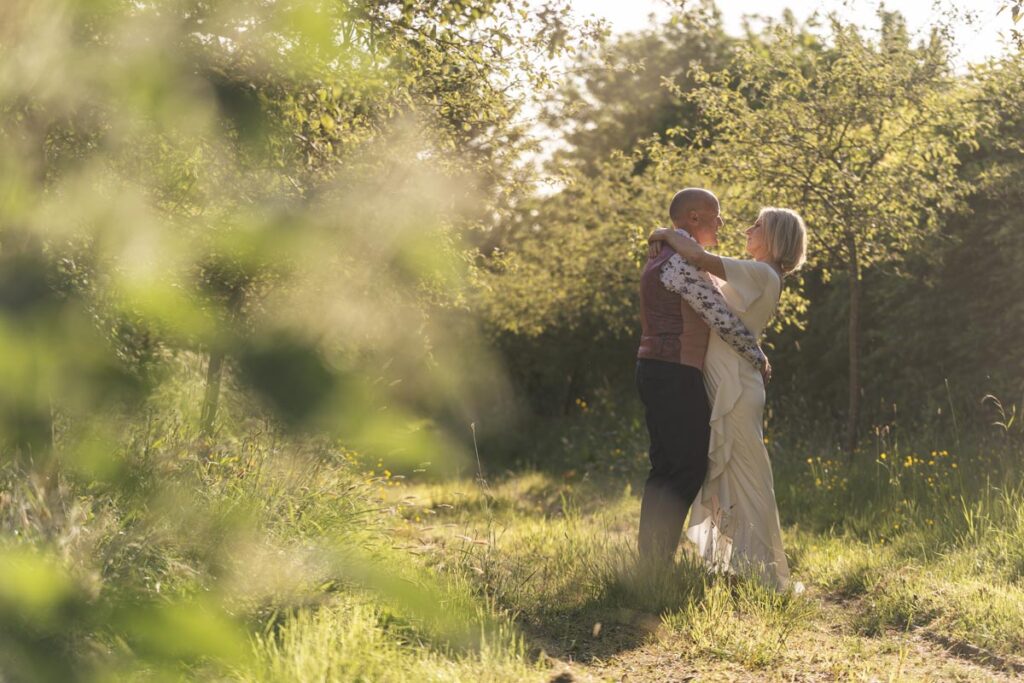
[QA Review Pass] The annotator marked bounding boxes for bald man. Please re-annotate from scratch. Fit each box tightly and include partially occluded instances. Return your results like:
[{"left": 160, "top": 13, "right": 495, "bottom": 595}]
[{"left": 635, "top": 188, "right": 770, "bottom": 567}]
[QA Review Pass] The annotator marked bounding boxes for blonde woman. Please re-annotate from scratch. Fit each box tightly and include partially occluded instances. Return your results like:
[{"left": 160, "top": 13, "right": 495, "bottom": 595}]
[{"left": 647, "top": 207, "right": 807, "bottom": 592}]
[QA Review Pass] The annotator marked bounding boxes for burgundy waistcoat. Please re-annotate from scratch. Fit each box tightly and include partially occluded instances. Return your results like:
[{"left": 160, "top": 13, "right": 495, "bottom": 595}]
[{"left": 636, "top": 247, "right": 711, "bottom": 370}]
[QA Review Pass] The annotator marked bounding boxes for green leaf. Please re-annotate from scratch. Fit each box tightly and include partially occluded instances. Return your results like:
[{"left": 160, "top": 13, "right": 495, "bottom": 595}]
[
  {"left": 0, "top": 549, "right": 74, "bottom": 619},
  {"left": 118, "top": 599, "right": 248, "bottom": 665}
]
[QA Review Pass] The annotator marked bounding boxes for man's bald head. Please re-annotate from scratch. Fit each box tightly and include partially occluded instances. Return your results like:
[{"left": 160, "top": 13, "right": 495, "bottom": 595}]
[
  {"left": 669, "top": 188, "right": 719, "bottom": 226},
  {"left": 668, "top": 188, "right": 723, "bottom": 247}
]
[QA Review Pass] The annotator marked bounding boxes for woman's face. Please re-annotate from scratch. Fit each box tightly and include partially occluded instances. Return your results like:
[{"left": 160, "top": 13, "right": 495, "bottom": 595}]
[{"left": 745, "top": 215, "right": 769, "bottom": 260}]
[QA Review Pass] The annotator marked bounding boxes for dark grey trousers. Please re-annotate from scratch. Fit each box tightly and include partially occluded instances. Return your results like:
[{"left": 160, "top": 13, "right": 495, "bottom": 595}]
[{"left": 635, "top": 359, "right": 711, "bottom": 565}]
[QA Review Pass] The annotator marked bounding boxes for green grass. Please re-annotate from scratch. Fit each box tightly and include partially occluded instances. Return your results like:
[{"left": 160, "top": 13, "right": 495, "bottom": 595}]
[
  {"left": 0, "top": 404, "right": 540, "bottom": 681},
  {"left": 246, "top": 594, "right": 540, "bottom": 683},
  {"left": 384, "top": 458, "right": 1023, "bottom": 679},
  {"left": 378, "top": 404, "right": 1024, "bottom": 679},
  {"left": 3, "top": 393, "right": 1024, "bottom": 680},
  {"left": 661, "top": 576, "right": 815, "bottom": 669}
]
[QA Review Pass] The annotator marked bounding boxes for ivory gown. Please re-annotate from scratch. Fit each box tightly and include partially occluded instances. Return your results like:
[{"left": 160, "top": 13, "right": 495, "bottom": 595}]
[{"left": 684, "top": 256, "right": 798, "bottom": 591}]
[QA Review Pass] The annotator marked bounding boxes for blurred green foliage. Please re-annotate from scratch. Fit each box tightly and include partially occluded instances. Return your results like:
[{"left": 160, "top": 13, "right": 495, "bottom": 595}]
[{"left": 0, "top": 0, "right": 599, "bottom": 678}]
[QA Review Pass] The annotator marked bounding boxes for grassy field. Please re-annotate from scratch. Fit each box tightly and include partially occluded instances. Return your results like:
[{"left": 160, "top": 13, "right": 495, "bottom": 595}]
[
  {"left": 373, "top": 457, "right": 1024, "bottom": 682},
  {"left": 4, "top": 398, "right": 1024, "bottom": 681},
  {"left": 248, "top": 406, "right": 1024, "bottom": 682}
]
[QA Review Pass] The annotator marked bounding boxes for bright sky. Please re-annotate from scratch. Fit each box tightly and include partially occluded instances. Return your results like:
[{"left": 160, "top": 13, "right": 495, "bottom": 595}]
[{"left": 568, "top": 0, "right": 1015, "bottom": 68}]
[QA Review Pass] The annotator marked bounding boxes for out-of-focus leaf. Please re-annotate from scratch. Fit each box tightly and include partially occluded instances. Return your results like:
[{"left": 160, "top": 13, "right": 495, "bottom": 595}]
[
  {"left": 0, "top": 234, "right": 60, "bottom": 317},
  {"left": 208, "top": 69, "right": 271, "bottom": 144},
  {"left": 237, "top": 332, "right": 337, "bottom": 428},
  {"left": 117, "top": 598, "right": 249, "bottom": 666},
  {"left": 0, "top": 548, "right": 75, "bottom": 618}
]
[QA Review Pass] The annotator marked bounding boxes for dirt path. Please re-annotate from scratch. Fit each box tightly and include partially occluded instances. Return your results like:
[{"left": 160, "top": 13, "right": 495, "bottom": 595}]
[{"left": 536, "top": 589, "right": 1022, "bottom": 682}]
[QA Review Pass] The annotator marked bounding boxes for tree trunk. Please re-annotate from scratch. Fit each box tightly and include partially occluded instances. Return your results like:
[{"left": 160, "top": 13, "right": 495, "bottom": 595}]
[
  {"left": 199, "top": 288, "right": 244, "bottom": 438},
  {"left": 845, "top": 235, "right": 862, "bottom": 457},
  {"left": 200, "top": 350, "right": 225, "bottom": 438}
]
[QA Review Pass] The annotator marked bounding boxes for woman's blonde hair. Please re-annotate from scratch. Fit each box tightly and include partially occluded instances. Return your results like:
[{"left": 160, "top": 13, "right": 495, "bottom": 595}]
[{"left": 759, "top": 207, "right": 807, "bottom": 275}]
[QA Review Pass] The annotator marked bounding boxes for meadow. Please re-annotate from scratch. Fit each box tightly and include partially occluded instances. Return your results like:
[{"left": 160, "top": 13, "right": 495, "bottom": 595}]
[{"left": 8, "top": 372, "right": 1021, "bottom": 681}]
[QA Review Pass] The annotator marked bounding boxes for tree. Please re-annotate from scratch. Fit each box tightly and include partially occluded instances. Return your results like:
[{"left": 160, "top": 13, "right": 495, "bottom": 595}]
[
  {"left": 675, "top": 12, "right": 976, "bottom": 453},
  {"left": 541, "top": 0, "right": 733, "bottom": 177},
  {"left": 999, "top": 1, "right": 1023, "bottom": 45},
  {"left": 2, "top": 0, "right": 593, "bottom": 440}
]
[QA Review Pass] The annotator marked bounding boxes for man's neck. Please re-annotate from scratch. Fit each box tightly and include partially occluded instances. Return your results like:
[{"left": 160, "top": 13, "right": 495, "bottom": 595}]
[{"left": 674, "top": 226, "right": 706, "bottom": 246}]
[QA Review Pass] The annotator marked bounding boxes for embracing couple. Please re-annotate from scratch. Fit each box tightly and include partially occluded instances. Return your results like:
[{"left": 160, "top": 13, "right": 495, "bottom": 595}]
[{"left": 636, "top": 187, "right": 806, "bottom": 593}]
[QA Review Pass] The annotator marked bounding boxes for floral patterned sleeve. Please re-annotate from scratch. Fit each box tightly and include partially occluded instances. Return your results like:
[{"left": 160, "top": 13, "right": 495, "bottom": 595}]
[{"left": 659, "top": 253, "right": 767, "bottom": 371}]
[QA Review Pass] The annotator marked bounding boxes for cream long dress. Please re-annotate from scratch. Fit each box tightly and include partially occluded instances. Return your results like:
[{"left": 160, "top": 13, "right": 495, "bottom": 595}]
[{"left": 684, "top": 256, "right": 799, "bottom": 592}]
